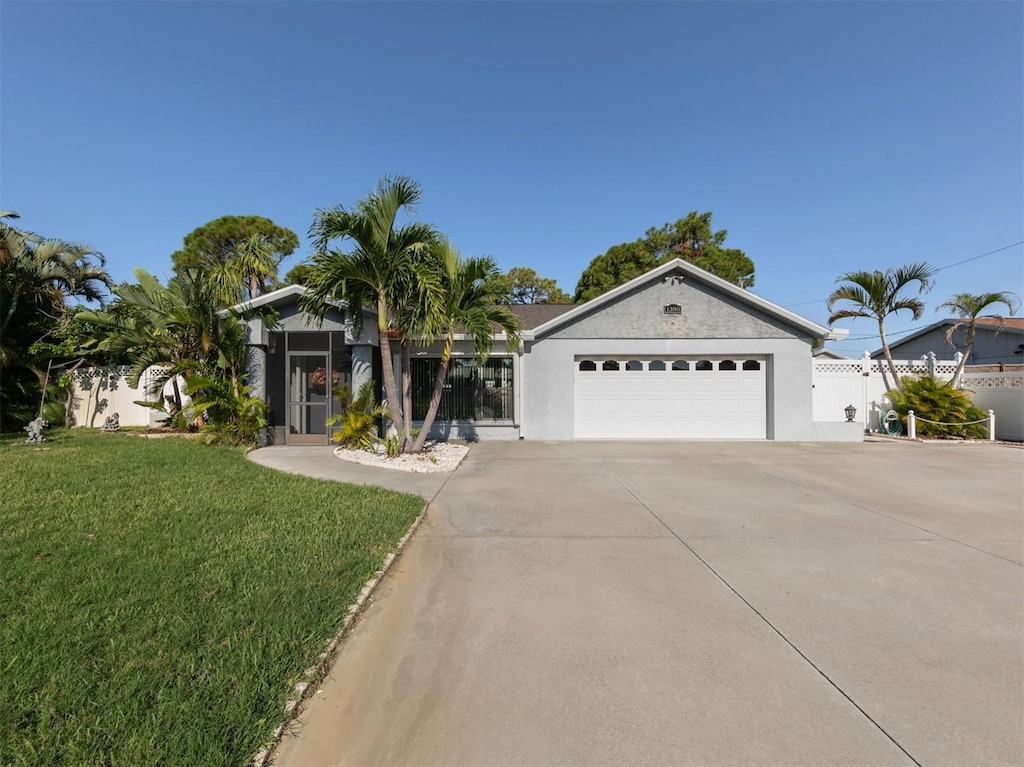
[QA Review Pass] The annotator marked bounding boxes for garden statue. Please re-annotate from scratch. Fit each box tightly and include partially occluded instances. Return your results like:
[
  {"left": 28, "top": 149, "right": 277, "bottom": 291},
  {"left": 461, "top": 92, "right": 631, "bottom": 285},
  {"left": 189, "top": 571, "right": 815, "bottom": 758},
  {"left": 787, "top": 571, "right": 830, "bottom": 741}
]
[
  {"left": 24, "top": 417, "right": 48, "bottom": 444},
  {"left": 101, "top": 412, "right": 121, "bottom": 432}
]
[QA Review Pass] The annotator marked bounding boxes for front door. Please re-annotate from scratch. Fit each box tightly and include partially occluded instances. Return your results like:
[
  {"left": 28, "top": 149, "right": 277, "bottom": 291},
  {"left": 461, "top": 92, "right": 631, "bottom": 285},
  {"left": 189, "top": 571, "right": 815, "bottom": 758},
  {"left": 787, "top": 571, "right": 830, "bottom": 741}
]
[{"left": 287, "top": 353, "right": 330, "bottom": 445}]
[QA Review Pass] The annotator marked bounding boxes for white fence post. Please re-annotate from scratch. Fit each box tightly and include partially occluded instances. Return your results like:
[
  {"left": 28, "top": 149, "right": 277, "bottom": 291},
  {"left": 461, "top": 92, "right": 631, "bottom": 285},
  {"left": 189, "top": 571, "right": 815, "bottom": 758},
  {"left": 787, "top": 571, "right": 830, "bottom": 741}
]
[
  {"left": 908, "top": 409, "right": 916, "bottom": 440},
  {"left": 988, "top": 410, "right": 996, "bottom": 442},
  {"left": 953, "top": 352, "right": 964, "bottom": 388}
]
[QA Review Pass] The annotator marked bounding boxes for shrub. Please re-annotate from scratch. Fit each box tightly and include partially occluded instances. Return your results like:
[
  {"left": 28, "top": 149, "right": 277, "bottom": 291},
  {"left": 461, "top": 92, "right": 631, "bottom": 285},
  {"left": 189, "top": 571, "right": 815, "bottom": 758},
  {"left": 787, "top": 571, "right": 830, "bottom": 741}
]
[
  {"left": 887, "top": 375, "right": 988, "bottom": 439},
  {"left": 327, "top": 381, "right": 388, "bottom": 450},
  {"left": 185, "top": 375, "right": 268, "bottom": 446}
]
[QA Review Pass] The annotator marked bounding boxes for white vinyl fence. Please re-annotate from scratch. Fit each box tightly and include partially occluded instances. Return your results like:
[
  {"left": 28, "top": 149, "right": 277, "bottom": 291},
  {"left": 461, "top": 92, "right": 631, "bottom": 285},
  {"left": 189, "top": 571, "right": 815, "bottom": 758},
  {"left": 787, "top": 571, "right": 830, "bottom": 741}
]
[
  {"left": 961, "top": 372, "right": 1024, "bottom": 442},
  {"left": 69, "top": 366, "right": 184, "bottom": 428},
  {"left": 812, "top": 352, "right": 959, "bottom": 432},
  {"left": 813, "top": 352, "right": 1023, "bottom": 441}
]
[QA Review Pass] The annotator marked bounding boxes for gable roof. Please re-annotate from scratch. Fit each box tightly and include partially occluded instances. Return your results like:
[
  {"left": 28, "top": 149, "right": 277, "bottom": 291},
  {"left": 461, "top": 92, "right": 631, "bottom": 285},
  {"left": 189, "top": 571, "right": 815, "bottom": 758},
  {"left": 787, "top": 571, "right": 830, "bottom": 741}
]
[
  {"left": 976, "top": 317, "right": 1024, "bottom": 331},
  {"left": 525, "top": 258, "right": 832, "bottom": 340},
  {"left": 871, "top": 317, "right": 1024, "bottom": 357},
  {"left": 223, "top": 284, "right": 369, "bottom": 316}
]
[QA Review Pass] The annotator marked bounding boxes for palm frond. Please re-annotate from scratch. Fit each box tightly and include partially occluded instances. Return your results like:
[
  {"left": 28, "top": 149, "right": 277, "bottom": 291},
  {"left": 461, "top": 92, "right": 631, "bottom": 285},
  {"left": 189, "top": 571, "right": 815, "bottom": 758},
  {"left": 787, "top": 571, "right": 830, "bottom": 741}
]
[{"left": 886, "top": 297, "right": 926, "bottom": 321}]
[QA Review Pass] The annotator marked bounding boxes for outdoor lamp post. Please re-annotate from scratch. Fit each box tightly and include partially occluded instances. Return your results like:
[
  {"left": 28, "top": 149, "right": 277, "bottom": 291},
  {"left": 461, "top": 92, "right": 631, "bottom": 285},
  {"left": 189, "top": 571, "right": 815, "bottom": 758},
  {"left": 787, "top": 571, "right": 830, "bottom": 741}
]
[{"left": 844, "top": 404, "right": 857, "bottom": 422}]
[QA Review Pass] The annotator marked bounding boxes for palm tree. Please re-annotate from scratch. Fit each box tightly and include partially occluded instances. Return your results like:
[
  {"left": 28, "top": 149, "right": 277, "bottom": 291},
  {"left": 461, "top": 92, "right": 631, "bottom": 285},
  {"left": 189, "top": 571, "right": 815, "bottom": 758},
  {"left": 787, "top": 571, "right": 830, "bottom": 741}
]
[
  {"left": 1, "top": 212, "right": 112, "bottom": 429},
  {"left": 301, "top": 176, "right": 437, "bottom": 447},
  {"left": 937, "top": 291, "right": 1019, "bottom": 384},
  {"left": 409, "top": 238, "right": 521, "bottom": 453},
  {"left": 827, "top": 262, "right": 936, "bottom": 390},
  {"left": 203, "top": 232, "right": 280, "bottom": 307},
  {"left": 78, "top": 268, "right": 245, "bottom": 417},
  {"left": 1, "top": 211, "right": 111, "bottom": 339}
]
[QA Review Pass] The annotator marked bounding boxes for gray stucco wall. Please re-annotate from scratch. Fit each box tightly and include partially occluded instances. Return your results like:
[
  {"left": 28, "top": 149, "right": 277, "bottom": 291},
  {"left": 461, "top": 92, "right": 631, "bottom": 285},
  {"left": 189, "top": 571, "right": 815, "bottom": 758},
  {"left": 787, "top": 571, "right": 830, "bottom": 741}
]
[
  {"left": 275, "top": 302, "right": 347, "bottom": 333},
  {"left": 876, "top": 327, "right": 1023, "bottom": 366},
  {"left": 546, "top": 276, "right": 800, "bottom": 340},
  {"left": 520, "top": 272, "right": 817, "bottom": 441}
]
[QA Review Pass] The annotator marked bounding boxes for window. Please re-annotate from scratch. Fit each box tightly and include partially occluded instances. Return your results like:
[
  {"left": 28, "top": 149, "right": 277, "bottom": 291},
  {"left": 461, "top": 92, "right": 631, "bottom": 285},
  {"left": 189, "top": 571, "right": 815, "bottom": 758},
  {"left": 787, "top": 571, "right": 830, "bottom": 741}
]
[
  {"left": 648, "top": 360, "right": 666, "bottom": 371},
  {"left": 719, "top": 360, "right": 737, "bottom": 371},
  {"left": 695, "top": 360, "right": 713, "bottom": 371},
  {"left": 286, "top": 332, "right": 330, "bottom": 352},
  {"left": 411, "top": 357, "right": 514, "bottom": 421},
  {"left": 672, "top": 360, "right": 689, "bottom": 371},
  {"left": 625, "top": 360, "right": 643, "bottom": 371},
  {"left": 743, "top": 360, "right": 761, "bottom": 371},
  {"left": 602, "top": 360, "right": 620, "bottom": 371},
  {"left": 579, "top": 360, "right": 597, "bottom": 372}
]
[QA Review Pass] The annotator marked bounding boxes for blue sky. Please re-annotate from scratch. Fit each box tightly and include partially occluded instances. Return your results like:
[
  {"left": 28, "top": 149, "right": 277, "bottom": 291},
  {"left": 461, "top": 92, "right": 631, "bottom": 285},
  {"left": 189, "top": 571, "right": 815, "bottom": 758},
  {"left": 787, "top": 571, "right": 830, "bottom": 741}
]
[{"left": 2, "top": 1, "right": 1021, "bottom": 354}]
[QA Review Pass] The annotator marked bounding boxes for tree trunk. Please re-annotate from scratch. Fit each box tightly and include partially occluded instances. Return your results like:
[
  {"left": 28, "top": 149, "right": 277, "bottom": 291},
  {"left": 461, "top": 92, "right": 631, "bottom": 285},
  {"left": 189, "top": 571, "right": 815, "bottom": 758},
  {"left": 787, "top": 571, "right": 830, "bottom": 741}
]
[
  {"left": 411, "top": 333, "right": 453, "bottom": 453},
  {"left": 377, "top": 329, "right": 404, "bottom": 441},
  {"left": 878, "top": 319, "right": 902, "bottom": 391},
  {"left": 950, "top": 323, "right": 975, "bottom": 387},
  {"left": 401, "top": 340, "right": 413, "bottom": 451},
  {"left": 170, "top": 375, "right": 184, "bottom": 416},
  {"left": 63, "top": 359, "right": 85, "bottom": 428},
  {"left": 1, "top": 288, "right": 20, "bottom": 335}
]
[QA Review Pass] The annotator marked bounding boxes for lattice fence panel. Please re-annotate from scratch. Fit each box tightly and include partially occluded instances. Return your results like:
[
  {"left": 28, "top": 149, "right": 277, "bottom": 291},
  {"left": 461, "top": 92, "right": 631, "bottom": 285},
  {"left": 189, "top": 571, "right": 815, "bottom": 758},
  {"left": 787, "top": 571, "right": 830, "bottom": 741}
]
[{"left": 962, "top": 376, "right": 1024, "bottom": 390}]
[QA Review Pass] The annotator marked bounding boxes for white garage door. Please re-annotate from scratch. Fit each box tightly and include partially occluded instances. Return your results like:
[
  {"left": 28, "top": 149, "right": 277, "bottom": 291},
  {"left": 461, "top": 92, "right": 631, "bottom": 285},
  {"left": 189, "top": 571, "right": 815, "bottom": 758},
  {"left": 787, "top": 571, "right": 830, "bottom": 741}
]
[{"left": 574, "top": 357, "right": 767, "bottom": 439}]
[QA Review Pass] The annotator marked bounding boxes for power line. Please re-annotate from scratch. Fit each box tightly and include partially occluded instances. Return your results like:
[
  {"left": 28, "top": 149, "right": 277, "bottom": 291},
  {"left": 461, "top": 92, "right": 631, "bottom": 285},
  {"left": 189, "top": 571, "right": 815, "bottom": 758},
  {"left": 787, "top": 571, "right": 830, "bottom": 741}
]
[
  {"left": 934, "top": 241, "right": 1024, "bottom": 273},
  {"left": 782, "top": 240, "right": 1024, "bottom": 309},
  {"left": 834, "top": 325, "right": 924, "bottom": 343}
]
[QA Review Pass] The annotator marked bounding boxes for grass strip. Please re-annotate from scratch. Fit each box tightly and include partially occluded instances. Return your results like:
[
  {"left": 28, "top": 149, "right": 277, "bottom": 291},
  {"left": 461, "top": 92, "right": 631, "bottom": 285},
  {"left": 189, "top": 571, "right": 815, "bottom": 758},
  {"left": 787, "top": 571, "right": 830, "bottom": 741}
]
[{"left": 0, "top": 430, "right": 424, "bottom": 766}]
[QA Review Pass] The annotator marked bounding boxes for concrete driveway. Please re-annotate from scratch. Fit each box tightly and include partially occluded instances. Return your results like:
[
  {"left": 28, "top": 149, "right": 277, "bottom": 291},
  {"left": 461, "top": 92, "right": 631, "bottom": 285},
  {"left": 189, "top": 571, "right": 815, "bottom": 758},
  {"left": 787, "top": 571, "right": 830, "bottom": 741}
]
[{"left": 271, "top": 440, "right": 1024, "bottom": 766}]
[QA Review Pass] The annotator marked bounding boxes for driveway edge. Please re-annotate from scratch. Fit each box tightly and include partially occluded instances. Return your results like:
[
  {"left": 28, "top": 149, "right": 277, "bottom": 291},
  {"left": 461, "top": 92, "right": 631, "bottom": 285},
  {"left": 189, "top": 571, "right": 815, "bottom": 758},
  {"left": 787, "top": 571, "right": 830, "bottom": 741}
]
[{"left": 249, "top": 504, "right": 429, "bottom": 767}]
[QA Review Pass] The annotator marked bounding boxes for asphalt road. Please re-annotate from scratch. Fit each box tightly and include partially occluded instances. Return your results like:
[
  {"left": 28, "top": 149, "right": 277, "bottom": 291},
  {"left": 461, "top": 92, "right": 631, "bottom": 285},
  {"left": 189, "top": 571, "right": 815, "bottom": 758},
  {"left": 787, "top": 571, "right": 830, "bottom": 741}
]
[{"left": 265, "top": 440, "right": 1024, "bottom": 767}]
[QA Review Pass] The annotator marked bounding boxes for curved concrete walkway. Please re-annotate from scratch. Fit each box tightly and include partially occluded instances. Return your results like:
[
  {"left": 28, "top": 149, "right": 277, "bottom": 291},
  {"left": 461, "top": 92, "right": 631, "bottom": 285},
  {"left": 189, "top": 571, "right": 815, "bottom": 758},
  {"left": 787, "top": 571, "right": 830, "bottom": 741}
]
[
  {"left": 248, "top": 445, "right": 453, "bottom": 499},
  {"left": 259, "top": 440, "right": 1023, "bottom": 767}
]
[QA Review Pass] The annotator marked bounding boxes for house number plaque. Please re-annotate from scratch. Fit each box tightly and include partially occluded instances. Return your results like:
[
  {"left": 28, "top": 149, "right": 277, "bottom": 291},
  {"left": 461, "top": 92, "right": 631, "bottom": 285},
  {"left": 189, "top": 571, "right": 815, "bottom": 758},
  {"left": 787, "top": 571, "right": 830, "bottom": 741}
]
[{"left": 664, "top": 304, "right": 682, "bottom": 315}]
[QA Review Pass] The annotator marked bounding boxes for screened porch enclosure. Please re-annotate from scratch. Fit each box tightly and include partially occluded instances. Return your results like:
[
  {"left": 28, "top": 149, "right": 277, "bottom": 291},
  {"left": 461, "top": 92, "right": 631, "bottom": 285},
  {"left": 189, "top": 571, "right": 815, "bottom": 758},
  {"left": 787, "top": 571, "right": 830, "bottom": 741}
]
[
  {"left": 266, "top": 331, "right": 353, "bottom": 445},
  {"left": 410, "top": 357, "right": 514, "bottom": 422}
]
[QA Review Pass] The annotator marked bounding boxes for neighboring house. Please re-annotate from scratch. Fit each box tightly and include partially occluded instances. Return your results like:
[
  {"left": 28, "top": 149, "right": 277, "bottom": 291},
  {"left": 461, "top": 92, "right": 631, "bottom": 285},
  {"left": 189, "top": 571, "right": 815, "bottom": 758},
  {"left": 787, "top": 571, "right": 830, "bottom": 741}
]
[
  {"left": 813, "top": 347, "right": 850, "bottom": 360},
  {"left": 871, "top": 318, "right": 1024, "bottom": 366},
  {"left": 238, "top": 258, "right": 848, "bottom": 444}
]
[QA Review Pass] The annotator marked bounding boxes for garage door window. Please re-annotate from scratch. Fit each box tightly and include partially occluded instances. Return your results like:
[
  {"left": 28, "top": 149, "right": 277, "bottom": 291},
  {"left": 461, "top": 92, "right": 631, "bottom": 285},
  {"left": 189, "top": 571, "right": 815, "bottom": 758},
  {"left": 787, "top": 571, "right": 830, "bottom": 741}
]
[
  {"left": 648, "top": 360, "right": 666, "bottom": 371},
  {"left": 695, "top": 360, "right": 713, "bottom": 371},
  {"left": 626, "top": 360, "right": 643, "bottom": 371},
  {"left": 579, "top": 360, "right": 597, "bottom": 371},
  {"left": 743, "top": 360, "right": 761, "bottom": 370},
  {"left": 672, "top": 360, "right": 689, "bottom": 371},
  {"left": 719, "top": 360, "right": 737, "bottom": 371},
  {"left": 602, "top": 360, "right": 620, "bottom": 371}
]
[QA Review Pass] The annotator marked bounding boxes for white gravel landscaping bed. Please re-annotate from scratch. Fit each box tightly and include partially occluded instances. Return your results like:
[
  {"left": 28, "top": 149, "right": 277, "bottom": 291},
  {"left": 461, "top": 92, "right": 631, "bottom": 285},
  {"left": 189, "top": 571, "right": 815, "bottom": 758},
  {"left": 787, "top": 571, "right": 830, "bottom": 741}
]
[{"left": 333, "top": 441, "right": 470, "bottom": 473}]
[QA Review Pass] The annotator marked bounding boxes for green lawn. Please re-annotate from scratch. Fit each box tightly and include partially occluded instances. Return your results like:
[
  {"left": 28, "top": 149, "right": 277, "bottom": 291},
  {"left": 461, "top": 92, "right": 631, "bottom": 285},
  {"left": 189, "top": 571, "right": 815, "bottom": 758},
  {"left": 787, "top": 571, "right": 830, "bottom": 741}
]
[{"left": 0, "top": 430, "right": 424, "bottom": 766}]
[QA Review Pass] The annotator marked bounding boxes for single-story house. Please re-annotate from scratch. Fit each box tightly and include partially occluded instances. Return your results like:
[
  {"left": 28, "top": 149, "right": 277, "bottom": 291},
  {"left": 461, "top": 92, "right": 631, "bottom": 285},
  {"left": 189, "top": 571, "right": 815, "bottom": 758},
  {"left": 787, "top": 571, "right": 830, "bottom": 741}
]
[
  {"left": 238, "top": 258, "right": 855, "bottom": 445},
  {"left": 871, "top": 318, "right": 1024, "bottom": 366}
]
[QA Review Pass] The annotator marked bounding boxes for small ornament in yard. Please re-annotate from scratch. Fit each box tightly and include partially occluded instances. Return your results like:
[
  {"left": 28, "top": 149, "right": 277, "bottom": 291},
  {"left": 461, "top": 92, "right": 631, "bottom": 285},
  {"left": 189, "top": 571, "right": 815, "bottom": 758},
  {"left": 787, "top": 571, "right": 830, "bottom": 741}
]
[
  {"left": 24, "top": 417, "right": 48, "bottom": 444},
  {"left": 101, "top": 412, "right": 121, "bottom": 433}
]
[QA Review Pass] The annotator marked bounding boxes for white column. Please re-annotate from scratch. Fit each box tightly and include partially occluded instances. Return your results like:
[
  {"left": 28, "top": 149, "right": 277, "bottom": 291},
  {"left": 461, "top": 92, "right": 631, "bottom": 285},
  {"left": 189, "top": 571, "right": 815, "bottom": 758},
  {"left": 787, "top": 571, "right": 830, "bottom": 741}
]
[
  {"left": 245, "top": 317, "right": 267, "bottom": 401},
  {"left": 989, "top": 410, "right": 996, "bottom": 441},
  {"left": 908, "top": 409, "right": 916, "bottom": 440}
]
